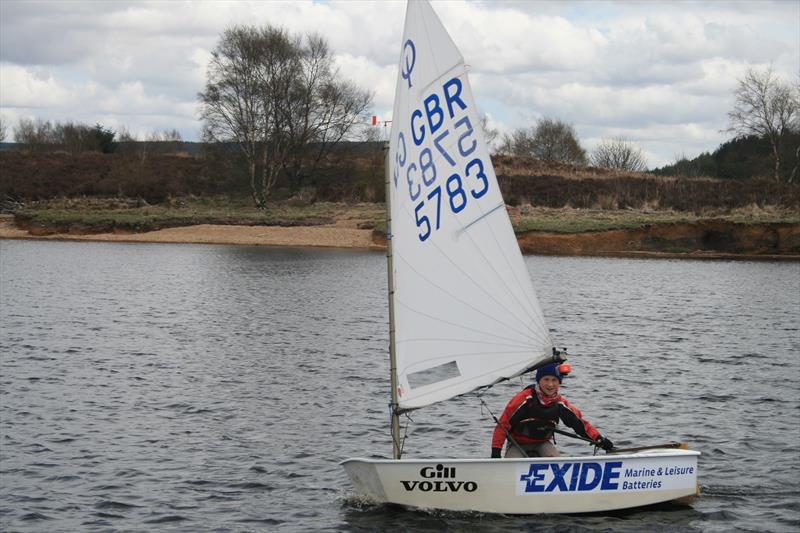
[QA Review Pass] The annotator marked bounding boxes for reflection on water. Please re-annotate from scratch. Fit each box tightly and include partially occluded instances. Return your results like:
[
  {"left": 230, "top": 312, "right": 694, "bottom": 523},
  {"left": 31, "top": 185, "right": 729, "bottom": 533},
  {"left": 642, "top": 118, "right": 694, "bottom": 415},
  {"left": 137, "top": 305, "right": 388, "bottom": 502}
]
[{"left": 1, "top": 240, "right": 798, "bottom": 531}]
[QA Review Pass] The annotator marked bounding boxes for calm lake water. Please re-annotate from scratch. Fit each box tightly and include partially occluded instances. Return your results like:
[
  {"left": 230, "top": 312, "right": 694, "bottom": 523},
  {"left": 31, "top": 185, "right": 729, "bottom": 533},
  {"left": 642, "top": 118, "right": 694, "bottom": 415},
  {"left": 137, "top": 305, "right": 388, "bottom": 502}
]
[{"left": 1, "top": 239, "right": 798, "bottom": 532}]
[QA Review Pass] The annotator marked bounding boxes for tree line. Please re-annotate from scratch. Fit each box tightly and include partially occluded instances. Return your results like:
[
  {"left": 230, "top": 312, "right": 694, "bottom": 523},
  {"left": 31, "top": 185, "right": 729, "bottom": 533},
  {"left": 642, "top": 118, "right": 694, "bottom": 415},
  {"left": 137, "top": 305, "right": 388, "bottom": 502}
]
[
  {"left": 7, "top": 119, "right": 119, "bottom": 155},
  {"left": 652, "top": 131, "right": 800, "bottom": 183},
  {"left": 493, "top": 66, "right": 799, "bottom": 183},
  {"left": 1, "top": 26, "right": 797, "bottom": 209},
  {"left": 2, "top": 116, "right": 188, "bottom": 161},
  {"left": 494, "top": 118, "right": 648, "bottom": 172}
]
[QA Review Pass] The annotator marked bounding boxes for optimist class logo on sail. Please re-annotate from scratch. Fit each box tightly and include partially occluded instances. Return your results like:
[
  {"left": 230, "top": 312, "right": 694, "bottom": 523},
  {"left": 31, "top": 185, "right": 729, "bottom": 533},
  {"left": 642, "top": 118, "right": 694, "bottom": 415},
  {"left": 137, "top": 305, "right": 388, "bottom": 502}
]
[
  {"left": 401, "top": 39, "right": 416, "bottom": 88},
  {"left": 393, "top": 44, "right": 493, "bottom": 243}
]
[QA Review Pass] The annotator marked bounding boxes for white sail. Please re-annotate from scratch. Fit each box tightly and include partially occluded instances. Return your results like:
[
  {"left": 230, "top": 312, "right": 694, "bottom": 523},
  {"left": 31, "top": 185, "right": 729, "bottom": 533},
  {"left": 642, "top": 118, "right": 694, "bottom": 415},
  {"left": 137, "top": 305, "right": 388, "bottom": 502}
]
[{"left": 388, "top": 0, "right": 553, "bottom": 411}]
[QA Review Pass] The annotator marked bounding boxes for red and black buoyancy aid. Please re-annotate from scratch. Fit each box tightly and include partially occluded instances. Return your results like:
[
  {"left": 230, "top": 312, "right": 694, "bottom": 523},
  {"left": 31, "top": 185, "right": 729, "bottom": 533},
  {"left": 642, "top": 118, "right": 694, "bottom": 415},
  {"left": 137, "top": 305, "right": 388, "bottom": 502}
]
[{"left": 491, "top": 385, "right": 601, "bottom": 449}]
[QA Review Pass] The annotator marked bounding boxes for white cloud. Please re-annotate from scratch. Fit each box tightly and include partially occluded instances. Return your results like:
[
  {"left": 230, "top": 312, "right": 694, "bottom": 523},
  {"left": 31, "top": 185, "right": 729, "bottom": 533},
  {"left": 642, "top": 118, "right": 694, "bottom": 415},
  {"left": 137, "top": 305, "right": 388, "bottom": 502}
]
[
  {"left": 434, "top": 3, "right": 604, "bottom": 74},
  {"left": 334, "top": 54, "right": 396, "bottom": 113},
  {"left": 0, "top": 0, "right": 797, "bottom": 167},
  {"left": 0, "top": 64, "right": 78, "bottom": 107}
]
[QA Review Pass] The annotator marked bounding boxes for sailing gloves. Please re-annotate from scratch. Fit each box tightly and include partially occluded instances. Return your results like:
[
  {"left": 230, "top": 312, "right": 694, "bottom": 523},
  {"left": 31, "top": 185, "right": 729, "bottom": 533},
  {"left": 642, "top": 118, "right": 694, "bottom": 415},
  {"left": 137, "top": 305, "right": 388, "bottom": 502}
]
[
  {"left": 597, "top": 436, "right": 614, "bottom": 451},
  {"left": 491, "top": 447, "right": 502, "bottom": 458}
]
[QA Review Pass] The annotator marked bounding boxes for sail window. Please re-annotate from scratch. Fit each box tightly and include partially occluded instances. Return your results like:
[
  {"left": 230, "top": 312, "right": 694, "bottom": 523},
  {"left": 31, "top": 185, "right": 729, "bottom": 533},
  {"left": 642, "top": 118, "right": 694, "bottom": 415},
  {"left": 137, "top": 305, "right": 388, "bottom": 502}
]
[{"left": 407, "top": 361, "right": 461, "bottom": 389}]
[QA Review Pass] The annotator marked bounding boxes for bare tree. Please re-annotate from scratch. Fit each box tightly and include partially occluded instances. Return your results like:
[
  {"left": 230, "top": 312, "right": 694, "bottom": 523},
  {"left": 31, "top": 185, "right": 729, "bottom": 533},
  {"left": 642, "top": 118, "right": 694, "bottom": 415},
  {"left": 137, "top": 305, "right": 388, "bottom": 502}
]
[
  {"left": 117, "top": 126, "right": 137, "bottom": 142},
  {"left": 531, "top": 118, "right": 586, "bottom": 165},
  {"left": 478, "top": 113, "right": 499, "bottom": 148},
  {"left": 279, "top": 33, "right": 372, "bottom": 191},
  {"left": 0, "top": 115, "right": 7, "bottom": 143},
  {"left": 200, "top": 26, "right": 277, "bottom": 207},
  {"left": 199, "top": 25, "right": 372, "bottom": 208},
  {"left": 789, "top": 145, "right": 800, "bottom": 184},
  {"left": 14, "top": 118, "right": 53, "bottom": 151},
  {"left": 497, "top": 127, "right": 535, "bottom": 157},
  {"left": 144, "top": 129, "right": 184, "bottom": 159},
  {"left": 591, "top": 137, "right": 648, "bottom": 172},
  {"left": 727, "top": 66, "right": 799, "bottom": 182},
  {"left": 359, "top": 123, "right": 382, "bottom": 143},
  {"left": 496, "top": 118, "right": 586, "bottom": 165},
  {"left": 118, "top": 126, "right": 142, "bottom": 159},
  {"left": 52, "top": 121, "right": 94, "bottom": 154}
]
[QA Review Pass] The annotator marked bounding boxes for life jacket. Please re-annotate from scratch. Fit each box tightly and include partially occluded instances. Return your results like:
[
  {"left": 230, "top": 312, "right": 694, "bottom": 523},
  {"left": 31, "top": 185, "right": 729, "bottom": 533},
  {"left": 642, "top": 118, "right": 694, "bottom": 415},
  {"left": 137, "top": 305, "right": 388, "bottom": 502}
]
[
  {"left": 509, "top": 385, "right": 560, "bottom": 441},
  {"left": 491, "top": 385, "right": 601, "bottom": 448}
]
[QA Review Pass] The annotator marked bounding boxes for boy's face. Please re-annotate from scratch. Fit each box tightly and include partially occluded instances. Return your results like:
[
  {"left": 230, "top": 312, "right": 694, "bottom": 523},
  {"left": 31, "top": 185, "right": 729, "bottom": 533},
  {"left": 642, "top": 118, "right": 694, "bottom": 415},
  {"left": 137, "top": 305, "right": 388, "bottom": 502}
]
[{"left": 538, "top": 375, "right": 560, "bottom": 396}]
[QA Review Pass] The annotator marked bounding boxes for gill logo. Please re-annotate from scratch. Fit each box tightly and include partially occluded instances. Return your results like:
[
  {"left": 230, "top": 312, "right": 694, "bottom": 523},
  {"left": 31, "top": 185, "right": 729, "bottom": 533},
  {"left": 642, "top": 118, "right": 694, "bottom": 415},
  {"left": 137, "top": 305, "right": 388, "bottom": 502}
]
[{"left": 400, "top": 464, "right": 478, "bottom": 492}]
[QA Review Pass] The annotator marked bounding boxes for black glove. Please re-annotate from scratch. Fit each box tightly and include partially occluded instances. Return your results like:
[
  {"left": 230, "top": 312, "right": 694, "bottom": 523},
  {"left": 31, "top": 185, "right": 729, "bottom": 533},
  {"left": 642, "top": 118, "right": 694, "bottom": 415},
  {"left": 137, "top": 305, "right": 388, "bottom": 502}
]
[
  {"left": 597, "top": 436, "right": 614, "bottom": 451},
  {"left": 491, "top": 447, "right": 502, "bottom": 459}
]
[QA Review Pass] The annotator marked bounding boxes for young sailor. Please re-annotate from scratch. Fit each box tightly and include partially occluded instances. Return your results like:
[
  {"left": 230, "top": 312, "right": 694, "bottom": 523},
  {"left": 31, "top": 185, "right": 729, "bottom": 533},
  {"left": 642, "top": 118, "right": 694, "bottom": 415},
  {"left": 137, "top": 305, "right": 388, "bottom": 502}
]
[{"left": 491, "top": 363, "right": 614, "bottom": 458}]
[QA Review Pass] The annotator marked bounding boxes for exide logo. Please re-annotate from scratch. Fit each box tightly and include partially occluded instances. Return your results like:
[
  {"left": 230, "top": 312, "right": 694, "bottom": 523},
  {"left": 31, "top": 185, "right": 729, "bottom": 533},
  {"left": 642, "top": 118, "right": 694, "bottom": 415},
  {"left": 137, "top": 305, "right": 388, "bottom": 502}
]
[
  {"left": 400, "top": 464, "right": 478, "bottom": 493},
  {"left": 520, "top": 461, "right": 623, "bottom": 493}
]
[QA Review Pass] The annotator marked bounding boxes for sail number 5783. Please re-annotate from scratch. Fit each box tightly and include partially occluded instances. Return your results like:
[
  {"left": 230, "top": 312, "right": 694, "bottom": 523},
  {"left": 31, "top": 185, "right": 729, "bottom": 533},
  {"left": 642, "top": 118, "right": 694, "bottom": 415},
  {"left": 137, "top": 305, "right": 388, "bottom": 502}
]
[
  {"left": 396, "top": 114, "right": 490, "bottom": 242},
  {"left": 415, "top": 157, "right": 488, "bottom": 242}
]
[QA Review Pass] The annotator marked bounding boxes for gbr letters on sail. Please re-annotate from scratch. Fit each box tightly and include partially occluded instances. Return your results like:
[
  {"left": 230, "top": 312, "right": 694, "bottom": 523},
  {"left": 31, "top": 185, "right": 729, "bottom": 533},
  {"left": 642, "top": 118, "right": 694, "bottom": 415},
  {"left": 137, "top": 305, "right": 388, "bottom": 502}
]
[{"left": 389, "top": 14, "right": 497, "bottom": 245}]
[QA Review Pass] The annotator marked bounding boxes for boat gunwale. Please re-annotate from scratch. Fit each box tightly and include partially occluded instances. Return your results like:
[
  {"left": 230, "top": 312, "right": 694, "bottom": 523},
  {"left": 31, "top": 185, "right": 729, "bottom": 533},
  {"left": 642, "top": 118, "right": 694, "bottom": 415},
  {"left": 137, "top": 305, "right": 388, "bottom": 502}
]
[{"left": 340, "top": 449, "right": 700, "bottom": 465}]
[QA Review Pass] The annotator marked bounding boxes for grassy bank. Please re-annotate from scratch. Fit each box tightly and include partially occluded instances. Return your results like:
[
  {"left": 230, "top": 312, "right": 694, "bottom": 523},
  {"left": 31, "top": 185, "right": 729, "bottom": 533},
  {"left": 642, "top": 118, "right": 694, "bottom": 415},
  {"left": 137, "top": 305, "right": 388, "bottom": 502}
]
[
  {"left": 12, "top": 197, "right": 799, "bottom": 237},
  {"left": 510, "top": 205, "right": 800, "bottom": 233},
  {"left": 13, "top": 197, "right": 385, "bottom": 233},
  {"left": 7, "top": 197, "right": 799, "bottom": 257},
  {"left": 10, "top": 197, "right": 797, "bottom": 233},
  {"left": 371, "top": 205, "right": 799, "bottom": 237}
]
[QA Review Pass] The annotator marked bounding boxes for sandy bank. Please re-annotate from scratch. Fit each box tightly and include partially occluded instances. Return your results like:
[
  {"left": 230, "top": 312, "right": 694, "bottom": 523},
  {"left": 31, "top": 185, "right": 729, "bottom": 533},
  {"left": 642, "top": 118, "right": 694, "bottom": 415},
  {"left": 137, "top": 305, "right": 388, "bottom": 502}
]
[
  {"left": 2, "top": 216, "right": 798, "bottom": 261},
  {"left": 0, "top": 216, "right": 381, "bottom": 250}
]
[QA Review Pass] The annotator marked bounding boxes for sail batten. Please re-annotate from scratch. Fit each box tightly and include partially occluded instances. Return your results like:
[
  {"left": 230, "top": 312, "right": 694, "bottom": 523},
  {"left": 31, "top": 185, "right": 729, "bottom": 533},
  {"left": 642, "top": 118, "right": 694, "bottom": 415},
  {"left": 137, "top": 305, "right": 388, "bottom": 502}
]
[{"left": 389, "top": 0, "right": 552, "bottom": 410}]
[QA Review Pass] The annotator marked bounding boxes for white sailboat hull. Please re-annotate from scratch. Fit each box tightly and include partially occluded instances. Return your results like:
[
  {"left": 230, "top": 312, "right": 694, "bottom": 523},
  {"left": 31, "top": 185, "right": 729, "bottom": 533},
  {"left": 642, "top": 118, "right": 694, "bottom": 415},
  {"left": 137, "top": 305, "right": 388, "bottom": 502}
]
[{"left": 342, "top": 449, "right": 699, "bottom": 514}]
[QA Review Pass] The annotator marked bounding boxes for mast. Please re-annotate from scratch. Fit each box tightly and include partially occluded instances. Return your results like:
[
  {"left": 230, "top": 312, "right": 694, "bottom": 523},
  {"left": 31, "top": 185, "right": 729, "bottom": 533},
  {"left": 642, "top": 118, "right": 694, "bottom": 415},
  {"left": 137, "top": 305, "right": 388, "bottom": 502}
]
[{"left": 385, "top": 146, "right": 402, "bottom": 460}]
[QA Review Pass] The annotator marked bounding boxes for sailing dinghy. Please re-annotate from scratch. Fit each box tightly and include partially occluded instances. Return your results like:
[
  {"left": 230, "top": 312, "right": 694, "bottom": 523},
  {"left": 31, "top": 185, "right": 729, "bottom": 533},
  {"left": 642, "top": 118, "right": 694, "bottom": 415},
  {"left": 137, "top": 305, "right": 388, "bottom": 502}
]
[{"left": 341, "top": 0, "right": 699, "bottom": 514}]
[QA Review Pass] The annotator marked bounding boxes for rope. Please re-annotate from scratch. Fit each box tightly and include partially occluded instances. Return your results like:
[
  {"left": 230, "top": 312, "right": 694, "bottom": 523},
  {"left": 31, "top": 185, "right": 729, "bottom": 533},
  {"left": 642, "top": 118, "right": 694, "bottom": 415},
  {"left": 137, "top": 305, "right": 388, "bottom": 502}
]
[
  {"left": 477, "top": 394, "right": 529, "bottom": 457},
  {"left": 400, "top": 412, "right": 414, "bottom": 457}
]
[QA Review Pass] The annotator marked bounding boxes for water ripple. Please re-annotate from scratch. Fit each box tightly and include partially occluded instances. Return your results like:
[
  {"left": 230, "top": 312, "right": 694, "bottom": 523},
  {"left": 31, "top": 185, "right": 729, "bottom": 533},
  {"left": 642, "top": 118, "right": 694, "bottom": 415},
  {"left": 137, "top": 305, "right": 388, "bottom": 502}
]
[{"left": 1, "top": 241, "right": 798, "bottom": 532}]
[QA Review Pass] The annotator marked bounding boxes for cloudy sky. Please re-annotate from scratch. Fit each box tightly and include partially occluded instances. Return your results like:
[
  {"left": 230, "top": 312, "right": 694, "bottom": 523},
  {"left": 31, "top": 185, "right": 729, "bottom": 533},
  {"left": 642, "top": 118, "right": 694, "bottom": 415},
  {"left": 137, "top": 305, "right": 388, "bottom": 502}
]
[{"left": 1, "top": 0, "right": 797, "bottom": 168}]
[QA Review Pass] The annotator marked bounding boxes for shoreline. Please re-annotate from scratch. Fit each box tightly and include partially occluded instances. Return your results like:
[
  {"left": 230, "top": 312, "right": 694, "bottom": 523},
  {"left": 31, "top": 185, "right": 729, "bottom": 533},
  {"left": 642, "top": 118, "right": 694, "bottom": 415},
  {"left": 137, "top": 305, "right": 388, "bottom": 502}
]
[
  {"left": 0, "top": 218, "right": 382, "bottom": 250},
  {"left": 2, "top": 217, "right": 798, "bottom": 261}
]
